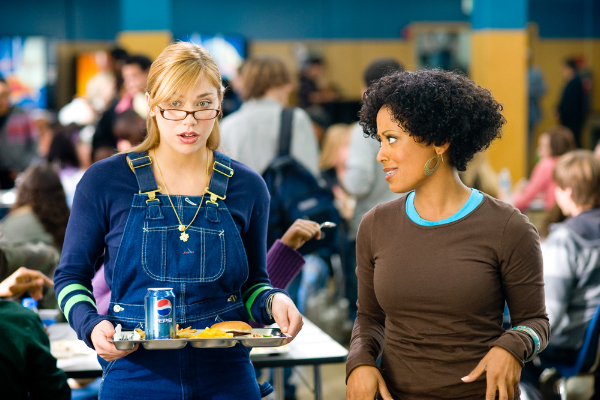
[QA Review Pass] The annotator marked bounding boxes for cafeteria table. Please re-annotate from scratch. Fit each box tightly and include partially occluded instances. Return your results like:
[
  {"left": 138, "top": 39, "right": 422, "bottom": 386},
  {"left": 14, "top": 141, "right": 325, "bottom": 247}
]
[{"left": 49, "top": 317, "right": 348, "bottom": 400}]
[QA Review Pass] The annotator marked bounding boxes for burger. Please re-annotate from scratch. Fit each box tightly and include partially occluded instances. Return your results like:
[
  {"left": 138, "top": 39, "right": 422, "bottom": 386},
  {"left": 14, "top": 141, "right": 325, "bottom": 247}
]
[{"left": 210, "top": 321, "right": 253, "bottom": 337}]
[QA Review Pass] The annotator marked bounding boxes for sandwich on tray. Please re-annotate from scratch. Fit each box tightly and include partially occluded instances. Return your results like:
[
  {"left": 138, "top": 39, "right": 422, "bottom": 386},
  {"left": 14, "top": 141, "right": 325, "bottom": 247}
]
[{"left": 210, "top": 321, "right": 253, "bottom": 337}]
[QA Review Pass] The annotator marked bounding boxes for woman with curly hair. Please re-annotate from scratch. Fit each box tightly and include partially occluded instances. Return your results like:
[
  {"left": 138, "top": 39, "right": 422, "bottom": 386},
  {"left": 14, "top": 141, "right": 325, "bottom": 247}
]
[
  {"left": 345, "top": 69, "right": 549, "bottom": 400},
  {"left": 0, "top": 164, "right": 70, "bottom": 250}
]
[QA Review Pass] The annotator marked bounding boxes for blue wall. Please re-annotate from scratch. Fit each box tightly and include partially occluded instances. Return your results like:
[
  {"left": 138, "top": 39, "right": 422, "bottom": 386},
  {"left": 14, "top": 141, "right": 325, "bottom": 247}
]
[
  {"left": 0, "top": 0, "right": 121, "bottom": 40},
  {"left": 170, "top": 0, "right": 468, "bottom": 39},
  {"left": 530, "top": 0, "right": 600, "bottom": 38},
  {"left": 472, "top": 0, "right": 528, "bottom": 30},
  {"left": 0, "top": 0, "right": 597, "bottom": 40}
]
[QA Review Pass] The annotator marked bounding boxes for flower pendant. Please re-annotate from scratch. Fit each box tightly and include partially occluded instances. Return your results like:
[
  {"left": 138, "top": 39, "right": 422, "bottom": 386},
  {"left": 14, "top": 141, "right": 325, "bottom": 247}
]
[{"left": 180, "top": 232, "right": 189, "bottom": 242}]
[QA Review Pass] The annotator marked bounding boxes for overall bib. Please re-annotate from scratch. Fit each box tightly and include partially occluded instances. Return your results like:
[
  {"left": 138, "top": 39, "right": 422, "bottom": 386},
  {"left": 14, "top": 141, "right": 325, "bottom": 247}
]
[{"left": 98, "top": 151, "right": 270, "bottom": 399}]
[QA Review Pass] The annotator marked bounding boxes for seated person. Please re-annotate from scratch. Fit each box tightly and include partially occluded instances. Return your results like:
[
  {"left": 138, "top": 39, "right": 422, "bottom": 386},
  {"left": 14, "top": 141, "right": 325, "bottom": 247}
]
[
  {"left": 0, "top": 164, "right": 69, "bottom": 308},
  {"left": 523, "top": 150, "right": 600, "bottom": 387},
  {"left": 46, "top": 127, "right": 85, "bottom": 208},
  {"left": 0, "top": 266, "right": 70, "bottom": 400},
  {"left": 0, "top": 164, "right": 70, "bottom": 251},
  {"left": 0, "top": 242, "right": 60, "bottom": 309},
  {"left": 544, "top": 149, "right": 600, "bottom": 355},
  {"left": 513, "top": 126, "right": 575, "bottom": 211},
  {"left": 113, "top": 108, "right": 147, "bottom": 152}
]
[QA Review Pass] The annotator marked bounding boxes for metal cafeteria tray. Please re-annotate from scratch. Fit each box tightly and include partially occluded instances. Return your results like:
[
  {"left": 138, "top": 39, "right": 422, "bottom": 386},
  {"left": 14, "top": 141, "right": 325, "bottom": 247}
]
[
  {"left": 110, "top": 328, "right": 290, "bottom": 350},
  {"left": 109, "top": 337, "right": 189, "bottom": 350},
  {"left": 237, "top": 328, "right": 290, "bottom": 348}
]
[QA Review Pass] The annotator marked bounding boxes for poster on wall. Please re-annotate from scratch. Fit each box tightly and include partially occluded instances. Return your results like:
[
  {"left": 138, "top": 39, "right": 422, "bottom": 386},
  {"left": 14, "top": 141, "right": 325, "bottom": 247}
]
[
  {"left": 413, "top": 25, "right": 470, "bottom": 74},
  {"left": 177, "top": 33, "right": 246, "bottom": 80},
  {"left": 76, "top": 51, "right": 116, "bottom": 115},
  {"left": 0, "top": 36, "right": 53, "bottom": 110}
]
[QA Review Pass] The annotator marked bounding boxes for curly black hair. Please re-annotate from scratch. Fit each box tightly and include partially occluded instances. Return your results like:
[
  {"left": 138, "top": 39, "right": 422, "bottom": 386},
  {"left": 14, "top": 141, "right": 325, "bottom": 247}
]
[{"left": 359, "top": 69, "right": 506, "bottom": 171}]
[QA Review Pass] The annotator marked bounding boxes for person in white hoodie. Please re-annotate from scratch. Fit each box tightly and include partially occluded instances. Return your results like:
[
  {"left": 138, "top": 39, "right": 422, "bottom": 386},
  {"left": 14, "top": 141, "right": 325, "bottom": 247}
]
[
  {"left": 342, "top": 58, "right": 405, "bottom": 320},
  {"left": 220, "top": 56, "right": 319, "bottom": 178}
]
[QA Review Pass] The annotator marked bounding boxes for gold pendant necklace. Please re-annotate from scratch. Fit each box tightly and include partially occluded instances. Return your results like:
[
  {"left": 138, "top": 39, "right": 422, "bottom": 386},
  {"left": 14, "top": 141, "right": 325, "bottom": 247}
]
[{"left": 154, "top": 148, "right": 210, "bottom": 242}]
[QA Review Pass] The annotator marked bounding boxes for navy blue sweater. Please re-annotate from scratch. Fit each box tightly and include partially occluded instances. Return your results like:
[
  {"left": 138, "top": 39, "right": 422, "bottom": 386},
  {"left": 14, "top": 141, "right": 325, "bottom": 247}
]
[{"left": 54, "top": 153, "right": 281, "bottom": 348}]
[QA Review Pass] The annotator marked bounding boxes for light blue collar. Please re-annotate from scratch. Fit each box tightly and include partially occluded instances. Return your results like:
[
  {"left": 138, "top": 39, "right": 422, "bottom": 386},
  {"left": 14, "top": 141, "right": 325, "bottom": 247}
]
[{"left": 406, "top": 189, "right": 483, "bottom": 226}]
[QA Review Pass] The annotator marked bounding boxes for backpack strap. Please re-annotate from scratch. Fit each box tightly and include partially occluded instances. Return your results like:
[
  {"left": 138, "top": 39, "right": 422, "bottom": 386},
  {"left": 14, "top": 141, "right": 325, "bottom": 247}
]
[
  {"left": 127, "top": 151, "right": 162, "bottom": 203},
  {"left": 278, "top": 107, "right": 294, "bottom": 157}
]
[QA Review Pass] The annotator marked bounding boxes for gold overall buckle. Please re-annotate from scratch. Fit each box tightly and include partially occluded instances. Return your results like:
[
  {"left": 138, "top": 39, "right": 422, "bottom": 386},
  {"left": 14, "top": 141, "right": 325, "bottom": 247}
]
[
  {"left": 140, "top": 187, "right": 162, "bottom": 203},
  {"left": 204, "top": 188, "right": 225, "bottom": 206}
]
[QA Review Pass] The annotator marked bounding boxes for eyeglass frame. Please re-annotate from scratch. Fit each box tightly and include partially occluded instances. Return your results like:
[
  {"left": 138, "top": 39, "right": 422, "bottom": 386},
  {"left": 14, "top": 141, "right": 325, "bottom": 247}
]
[{"left": 158, "top": 107, "right": 221, "bottom": 121}]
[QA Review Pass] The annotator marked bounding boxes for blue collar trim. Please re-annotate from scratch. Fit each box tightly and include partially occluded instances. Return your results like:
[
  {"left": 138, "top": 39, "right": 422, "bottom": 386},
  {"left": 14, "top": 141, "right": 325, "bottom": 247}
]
[{"left": 406, "top": 189, "right": 483, "bottom": 226}]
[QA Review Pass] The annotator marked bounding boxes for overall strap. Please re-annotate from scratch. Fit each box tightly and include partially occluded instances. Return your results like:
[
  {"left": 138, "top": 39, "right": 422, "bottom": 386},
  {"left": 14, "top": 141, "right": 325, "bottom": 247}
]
[
  {"left": 204, "top": 151, "right": 233, "bottom": 223},
  {"left": 127, "top": 151, "right": 162, "bottom": 202},
  {"left": 206, "top": 151, "right": 233, "bottom": 205}
]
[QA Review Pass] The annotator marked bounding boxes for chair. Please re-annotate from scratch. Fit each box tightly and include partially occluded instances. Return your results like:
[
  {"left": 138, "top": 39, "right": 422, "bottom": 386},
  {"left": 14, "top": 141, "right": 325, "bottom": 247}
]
[{"left": 544, "top": 303, "right": 600, "bottom": 399}]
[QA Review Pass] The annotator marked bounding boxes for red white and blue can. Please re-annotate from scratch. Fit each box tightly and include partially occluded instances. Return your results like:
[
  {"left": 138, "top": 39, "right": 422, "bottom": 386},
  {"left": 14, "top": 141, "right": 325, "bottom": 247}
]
[{"left": 144, "top": 288, "right": 176, "bottom": 340}]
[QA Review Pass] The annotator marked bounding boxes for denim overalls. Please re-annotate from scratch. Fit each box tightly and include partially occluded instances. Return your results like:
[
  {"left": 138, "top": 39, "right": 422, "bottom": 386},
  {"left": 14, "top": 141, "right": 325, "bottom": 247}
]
[{"left": 98, "top": 151, "right": 270, "bottom": 399}]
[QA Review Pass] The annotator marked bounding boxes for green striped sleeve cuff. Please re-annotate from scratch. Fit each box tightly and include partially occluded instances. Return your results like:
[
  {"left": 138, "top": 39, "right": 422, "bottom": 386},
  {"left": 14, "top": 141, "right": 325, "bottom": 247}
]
[
  {"left": 243, "top": 283, "right": 273, "bottom": 322},
  {"left": 63, "top": 295, "right": 97, "bottom": 322},
  {"left": 57, "top": 284, "right": 96, "bottom": 322}
]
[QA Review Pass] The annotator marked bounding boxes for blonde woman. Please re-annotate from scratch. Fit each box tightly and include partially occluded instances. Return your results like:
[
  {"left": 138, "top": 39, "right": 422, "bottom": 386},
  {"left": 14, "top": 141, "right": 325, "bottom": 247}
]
[
  {"left": 319, "top": 123, "right": 355, "bottom": 220},
  {"left": 53, "top": 42, "right": 302, "bottom": 399}
]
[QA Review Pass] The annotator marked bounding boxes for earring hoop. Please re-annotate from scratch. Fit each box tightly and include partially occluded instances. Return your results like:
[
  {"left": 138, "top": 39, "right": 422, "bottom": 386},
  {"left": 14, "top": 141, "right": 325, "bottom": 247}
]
[{"left": 424, "top": 153, "right": 442, "bottom": 176}]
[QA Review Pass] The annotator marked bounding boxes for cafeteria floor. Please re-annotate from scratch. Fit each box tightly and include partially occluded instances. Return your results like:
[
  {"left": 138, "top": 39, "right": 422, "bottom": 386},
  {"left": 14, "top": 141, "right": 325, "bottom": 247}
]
[
  {"left": 297, "top": 362, "right": 347, "bottom": 399},
  {"left": 262, "top": 360, "right": 348, "bottom": 400}
]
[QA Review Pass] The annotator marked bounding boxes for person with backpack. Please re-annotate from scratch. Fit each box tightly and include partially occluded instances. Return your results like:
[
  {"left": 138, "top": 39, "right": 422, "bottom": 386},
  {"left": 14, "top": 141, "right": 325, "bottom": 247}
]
[
  {"left": 221, "top": 56, "right": 338, "bottom": 400},
  {"left": 220, "top": 56, "right": 320, "bottom": 178},
  {"left": 220, "top": 56, "right": 339, "bottom": 252}
]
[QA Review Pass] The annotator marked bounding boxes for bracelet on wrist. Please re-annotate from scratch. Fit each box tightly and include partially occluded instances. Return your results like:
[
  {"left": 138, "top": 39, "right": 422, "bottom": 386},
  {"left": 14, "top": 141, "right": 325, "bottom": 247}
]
[
  {"left": 265, "top": 293, "right": 276, "bottom": 319},
  {"left": 511, "top": 326, "right": 541, "bottom": 362}
]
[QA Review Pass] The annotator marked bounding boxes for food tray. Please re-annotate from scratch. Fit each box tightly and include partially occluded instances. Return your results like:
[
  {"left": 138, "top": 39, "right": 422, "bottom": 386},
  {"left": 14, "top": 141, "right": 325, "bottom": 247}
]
[
  {"left": 236, "top": 328, "right": 290, "bottom": 348},
  {"left": 109, "top": 328, "right": 290, "bottom": 350}
]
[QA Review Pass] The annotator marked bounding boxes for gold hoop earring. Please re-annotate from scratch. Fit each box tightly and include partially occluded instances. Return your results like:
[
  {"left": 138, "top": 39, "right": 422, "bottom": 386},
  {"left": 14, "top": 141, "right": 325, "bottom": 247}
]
[{"left": 424, "top": 153, "right": 441, "bottom": 176}]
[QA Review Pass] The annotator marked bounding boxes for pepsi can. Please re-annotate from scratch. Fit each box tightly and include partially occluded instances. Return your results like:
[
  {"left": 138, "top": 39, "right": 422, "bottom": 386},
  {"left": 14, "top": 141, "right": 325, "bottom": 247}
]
[{"left": 144, "top": 288, "right": 176, "bottom": 339}]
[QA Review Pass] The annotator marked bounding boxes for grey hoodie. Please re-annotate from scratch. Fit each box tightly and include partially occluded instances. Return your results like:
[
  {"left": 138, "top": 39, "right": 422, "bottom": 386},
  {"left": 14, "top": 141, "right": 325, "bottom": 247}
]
[{"left": 542, "top": 207, "right": 600, "bottom": 349}]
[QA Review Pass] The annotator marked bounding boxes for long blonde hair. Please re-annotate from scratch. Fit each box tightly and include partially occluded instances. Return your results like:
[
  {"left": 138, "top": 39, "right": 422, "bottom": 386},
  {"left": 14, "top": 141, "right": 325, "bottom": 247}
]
[
  {"left": 319, "top": 123, "right": 351, "bottom": 171},
  {"left": 129, "top": 41, "right": 224, "bottom": 153}
]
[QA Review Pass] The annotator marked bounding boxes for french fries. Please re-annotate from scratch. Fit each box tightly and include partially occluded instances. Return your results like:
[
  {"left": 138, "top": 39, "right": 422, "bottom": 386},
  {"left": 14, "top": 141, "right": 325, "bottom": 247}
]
[
  {"left": 191, "top": 327, "right": 233, "bottom": 339},
  {"left": 176, "top": 324, "right": 198, "bottom": 338},
  {"left": 175, "top": 324, "right": 233, "bottom": 338},
  {"left": 135, "top": 328, "right": 146, "bottom": 339}
]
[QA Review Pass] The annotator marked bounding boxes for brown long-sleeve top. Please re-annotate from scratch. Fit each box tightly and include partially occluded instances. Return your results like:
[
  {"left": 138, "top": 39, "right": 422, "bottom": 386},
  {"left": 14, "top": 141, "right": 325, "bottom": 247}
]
[{"left": 346, "top": 194, "right": 549, "bottom": 399}]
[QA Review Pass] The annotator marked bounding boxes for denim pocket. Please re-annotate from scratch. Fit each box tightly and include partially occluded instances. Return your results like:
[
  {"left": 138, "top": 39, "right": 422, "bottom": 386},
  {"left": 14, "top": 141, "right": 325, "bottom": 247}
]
[{"left": 142, "top": 225, "right": 226, "bottom": 283}]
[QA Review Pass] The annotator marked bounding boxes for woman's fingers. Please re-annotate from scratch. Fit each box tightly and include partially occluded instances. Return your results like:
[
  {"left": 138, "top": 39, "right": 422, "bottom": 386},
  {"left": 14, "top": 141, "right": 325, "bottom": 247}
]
[
  {"left": 271, "top": 293, "right": 303, "bottom": 342},
  {"left": 466, "top": 347, "right": 521, "bottom": 400},
  {"left": 285, "top": 308, "right": 303, "bottom": 342},
  {"left": 281, "top": 219, "right": 321, "bottom": 249},
  {"left": 346, "top": 366, "right": 390, "bottom": 400},
  {"left": 461, "top": 356, "right": 487, "bottom": 383},
  {"left": 15, "top": 268, "right": 54, "bottom": 286},
  {"left": 507, "top": 383, "right": 515, "bottom": 400},
  {"left": 92, "top": 320, "right": 137, "bottom": 361},
  {"left": 486, "top": 378, "right": 499, "bottom": 400},
  {"left": 377, "top": 374, "right": 394, "bottom": 400}
]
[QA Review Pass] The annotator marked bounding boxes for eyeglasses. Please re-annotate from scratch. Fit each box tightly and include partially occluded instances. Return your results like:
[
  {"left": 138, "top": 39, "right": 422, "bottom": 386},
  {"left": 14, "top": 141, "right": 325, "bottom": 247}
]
[{"left": 158, "top": 107, "right": 221, "bottom": 121}]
